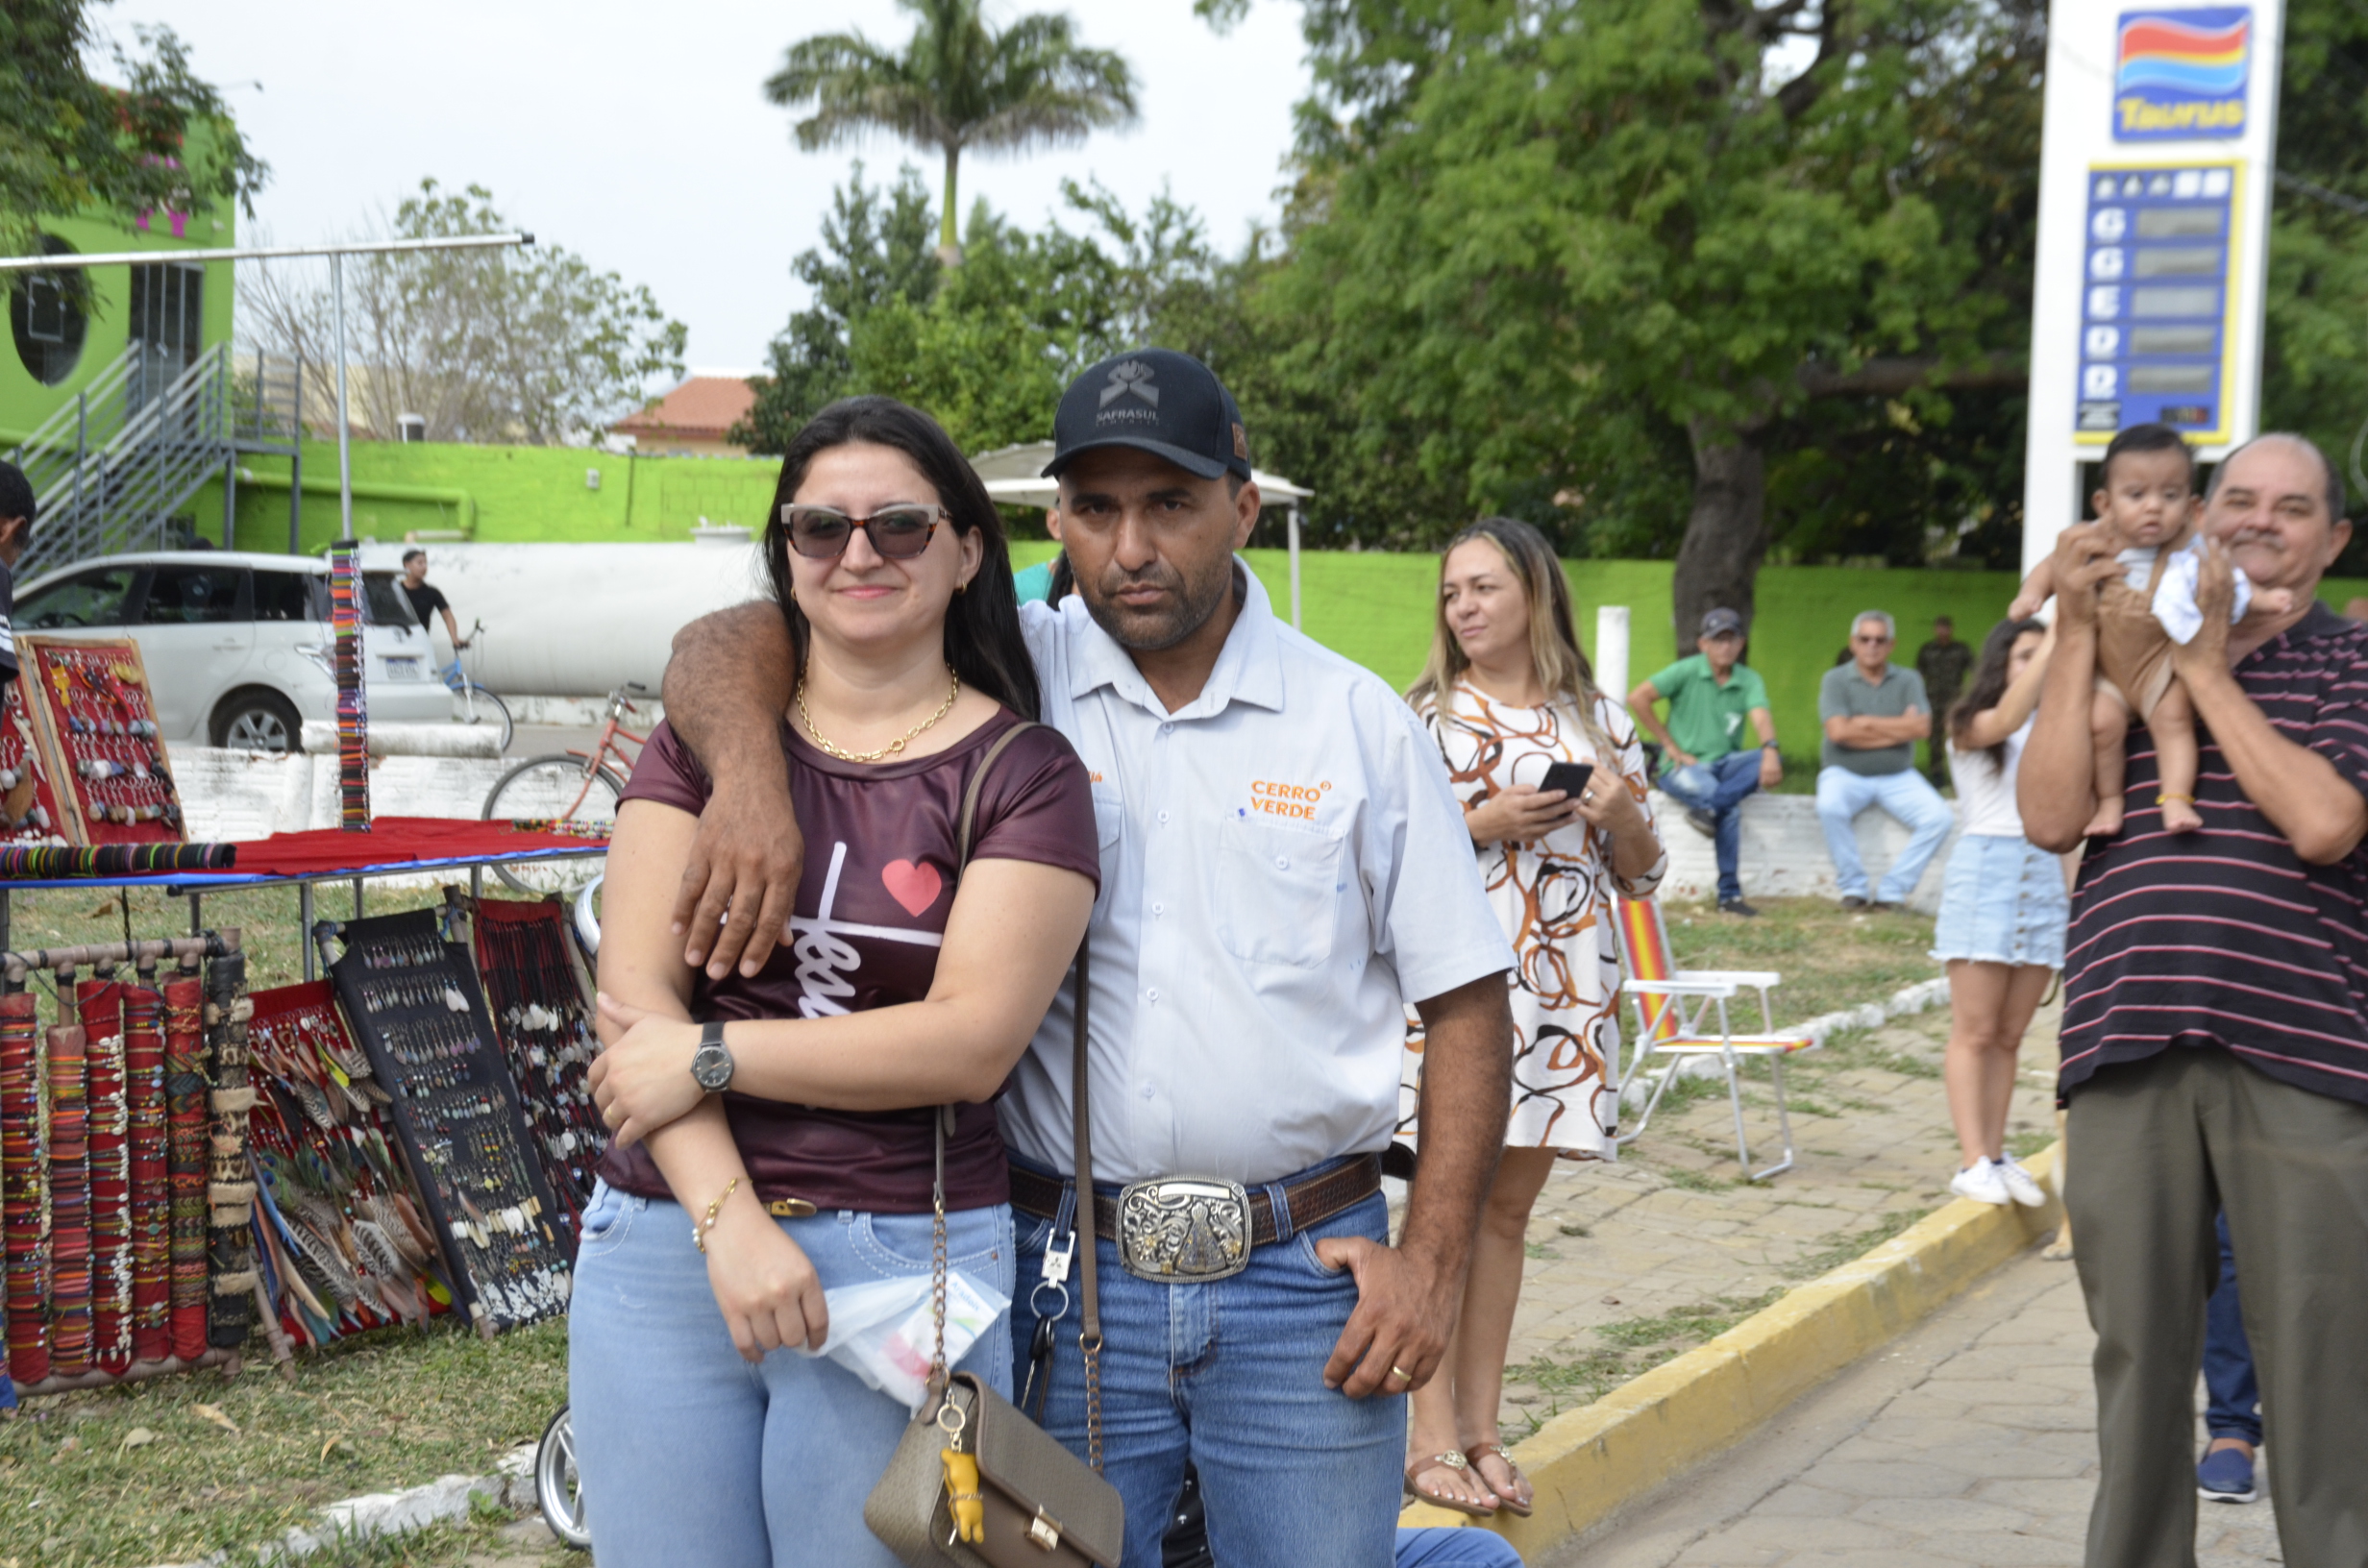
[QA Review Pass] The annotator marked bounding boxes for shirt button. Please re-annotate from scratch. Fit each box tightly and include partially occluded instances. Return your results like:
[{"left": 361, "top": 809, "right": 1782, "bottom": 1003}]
[
  {"left": 1158, "top": 810, "right": 1170, "bottom": 824},
  {"left": 1274, "top": 855, "right": 1290, "bottom": 870},
  {"left": 1152, "top": 902, "right": 1164, "bottom": 916},
  {"left": 1141, "top": 1084, "right": 1156, "bottom": 1100},
  {"left": 1147, "top": 988, "right": 1160, "bottom": 1002},
  {"left": 1160, "top": 723, "right": 1172, "bottom": 734}
]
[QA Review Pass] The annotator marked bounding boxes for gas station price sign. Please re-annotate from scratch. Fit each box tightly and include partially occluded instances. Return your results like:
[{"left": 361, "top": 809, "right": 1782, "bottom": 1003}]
[{"left": 2075, "top": 159, "right": 2242, "bottom": 445}]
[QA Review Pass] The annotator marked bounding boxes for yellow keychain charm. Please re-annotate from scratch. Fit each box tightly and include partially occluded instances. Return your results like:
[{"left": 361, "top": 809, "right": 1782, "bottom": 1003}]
[{"left": 941, "top": 1449, "right": 985, "bottom": 1544}]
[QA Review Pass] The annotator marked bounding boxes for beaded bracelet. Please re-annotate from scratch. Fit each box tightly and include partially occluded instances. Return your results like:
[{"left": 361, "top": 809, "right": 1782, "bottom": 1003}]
[{"left": 693, "top": 1177, "right": 740, "bottom": 1254}]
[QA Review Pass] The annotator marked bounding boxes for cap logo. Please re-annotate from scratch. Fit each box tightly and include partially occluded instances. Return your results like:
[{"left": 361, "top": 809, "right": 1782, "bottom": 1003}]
[
  {"left": 1098, "top": 360, "right": 1159, "bottom": 410},
  {"left": 1232, "top": 423, "right": 1248, "bottom": 460}
]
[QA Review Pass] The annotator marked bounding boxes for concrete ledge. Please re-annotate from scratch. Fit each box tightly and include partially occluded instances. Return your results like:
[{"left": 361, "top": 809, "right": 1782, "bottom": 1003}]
[
  {"left": 1403, "top": 1144, "right": 2065, "bottom": 1556},
  {"left": 298, "top": 721, "right": 505, "bottom": 758}
]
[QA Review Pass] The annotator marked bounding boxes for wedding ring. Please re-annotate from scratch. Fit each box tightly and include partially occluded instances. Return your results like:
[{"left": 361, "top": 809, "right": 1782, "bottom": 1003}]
[{"left": 1390, "top": 1364, "right": 1413, "bottom": 1383}]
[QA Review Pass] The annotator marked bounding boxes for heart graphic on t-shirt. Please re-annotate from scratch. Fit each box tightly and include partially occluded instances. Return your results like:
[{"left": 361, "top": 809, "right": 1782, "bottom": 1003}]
[{"left": 881, "top": 859, "right": 943, "bottom": 916}]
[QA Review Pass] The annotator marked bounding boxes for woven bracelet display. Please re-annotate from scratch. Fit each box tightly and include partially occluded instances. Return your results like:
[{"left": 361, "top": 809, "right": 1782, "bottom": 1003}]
[
  {"left": 204, "top": 949, "right": 257, "bottom": 1349},
  {"left": 163, "top": 968, "right": 210, "bottom": 1363},
  {"left": 0, "top": 844, "right": 235, "bottom": 879},
  {"left": 1, "top": 992, "right": 46, "bottom": 1384},
  {"left": 329, "top": 546, "right": 370, "bottom": 832},
  {"left": 79, "top": 977, "right": 132, "bottom": 1377},
  {"left": 331, "top": 909, "right": 569, "bottom": 1334},
  {"left": 0, "top": 679, "right": 66, "bottom": 846},
  {"left": 124, "top": 982, "right": 170, "bottom": 1364},
  {"left": 469, "top": 895, "right": 604, "bottom": 1239},
  {"left": 246, "top": 979, "right": 447, "bottom": 1348},
  {"left": 45, "top": 1015, "right": 90, "bottom": 1378}
]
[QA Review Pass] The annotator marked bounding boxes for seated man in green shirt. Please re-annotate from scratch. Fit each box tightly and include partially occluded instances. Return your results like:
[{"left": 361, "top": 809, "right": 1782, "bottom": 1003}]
[{"left": 1628, "top": 608, "right": 1781, "bottom": 917}]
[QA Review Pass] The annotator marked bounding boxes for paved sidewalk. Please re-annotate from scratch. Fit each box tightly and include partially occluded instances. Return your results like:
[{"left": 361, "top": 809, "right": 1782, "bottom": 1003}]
[
  {"left": 1492, "top": 994, "right": 2062, "bottom": 1438},
  {"left": 1545, "top": 1253, "right": 2282, "bottom": 1567}
]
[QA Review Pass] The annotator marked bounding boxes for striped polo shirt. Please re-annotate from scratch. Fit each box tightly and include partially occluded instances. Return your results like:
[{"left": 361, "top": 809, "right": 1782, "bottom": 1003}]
[{"left": 2060, "top": 603, "right": 2368, "bottom": 1107}]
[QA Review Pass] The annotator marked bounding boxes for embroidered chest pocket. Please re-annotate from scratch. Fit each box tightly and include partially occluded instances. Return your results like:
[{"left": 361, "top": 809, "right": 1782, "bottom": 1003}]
[{"left": 1214, "top": 814, "right": 1345, "bottom": 969}]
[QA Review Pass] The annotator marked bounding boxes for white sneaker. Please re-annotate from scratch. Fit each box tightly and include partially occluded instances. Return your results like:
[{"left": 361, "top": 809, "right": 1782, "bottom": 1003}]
[
  {"left": 1997, "top": 1157, "right": 2048, "bottom": 1208},
  {"left": 1950, "top": 1161, "right": 2011, "bottom": 1205}
]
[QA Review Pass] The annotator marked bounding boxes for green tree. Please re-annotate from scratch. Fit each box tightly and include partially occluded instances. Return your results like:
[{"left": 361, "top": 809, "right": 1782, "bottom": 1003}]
[
  {"left": 1250, "top": 0, "right": 2039, "bottom": 645},
  {"left": 1, "top": 2, "right": 267, "bottom": 298},
  {"left": 2261, "top": 0, "right": 2368, "bottom": 565},
  {"left": 766, "top": 0, "right": 1140, "bottom": 261}
]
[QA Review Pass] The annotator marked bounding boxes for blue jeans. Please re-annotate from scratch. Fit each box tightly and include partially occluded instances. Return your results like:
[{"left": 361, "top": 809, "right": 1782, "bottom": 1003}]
[
  {"left": 1813, "top": 766, "right": 1954, "bottom": 903},
  {"left": 1394, "top": 1527, "right": 1525, "bottom": 1565},
  {"left": 2203, "top": 1210, "right": 2260, "bottom": 1445},
  {"left": 1659, "top": 749, "right": 1765, "bottom": 902},
  {"left": 568, "top": 1181, "right": 1016, "bottom": 1568},
  {"left": 1013, "top": 1164, "right": 1404, "bottom": 1568}
]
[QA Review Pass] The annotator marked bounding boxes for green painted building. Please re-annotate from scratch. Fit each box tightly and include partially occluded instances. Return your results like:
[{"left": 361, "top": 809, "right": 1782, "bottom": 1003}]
[{"left": 2, "top": 120, "right": 263, "bottom": 580}]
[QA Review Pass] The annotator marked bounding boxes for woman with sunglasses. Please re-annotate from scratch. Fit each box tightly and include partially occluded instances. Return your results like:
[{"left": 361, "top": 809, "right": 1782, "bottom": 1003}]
[{"left": 572, "top": 396, "right": 1101, "bottom": 1568}]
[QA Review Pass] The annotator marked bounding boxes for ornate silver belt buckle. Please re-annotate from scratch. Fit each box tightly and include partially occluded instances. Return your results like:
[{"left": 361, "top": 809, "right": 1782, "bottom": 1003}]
[{"left": 1117, "top": 1176, "right": 1251, "bottom": 1282}]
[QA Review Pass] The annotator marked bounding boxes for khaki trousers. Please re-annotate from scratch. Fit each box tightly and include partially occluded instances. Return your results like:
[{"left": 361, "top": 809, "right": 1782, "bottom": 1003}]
[{"left": 2064, "top": 1046, "right": 2368, "bottom": 1568}]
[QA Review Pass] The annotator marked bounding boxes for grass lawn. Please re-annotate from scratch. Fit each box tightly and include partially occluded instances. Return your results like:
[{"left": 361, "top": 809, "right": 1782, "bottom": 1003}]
[{"left": 1662, "top": 895, "right": 1943, "bottom": 1028}]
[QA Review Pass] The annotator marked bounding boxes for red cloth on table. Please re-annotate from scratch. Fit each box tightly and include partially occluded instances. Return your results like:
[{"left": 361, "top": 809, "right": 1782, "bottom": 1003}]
[{"left": 228, "top": 817, "right": 606, "bottom": 878}]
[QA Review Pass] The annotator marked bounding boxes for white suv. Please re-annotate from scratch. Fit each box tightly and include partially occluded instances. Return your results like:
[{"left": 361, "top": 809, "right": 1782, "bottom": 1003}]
[{"left": 12, "top": 551, "right": 453, "bottom": 751}]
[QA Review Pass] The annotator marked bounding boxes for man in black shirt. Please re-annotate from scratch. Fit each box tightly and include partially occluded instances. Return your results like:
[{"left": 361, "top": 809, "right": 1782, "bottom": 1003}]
[
  {"left": 399, "top": 548, "right": 465, "bottom": 650},
  {"left": 0, "top": 461, "right": 32, "bottom": 689}
]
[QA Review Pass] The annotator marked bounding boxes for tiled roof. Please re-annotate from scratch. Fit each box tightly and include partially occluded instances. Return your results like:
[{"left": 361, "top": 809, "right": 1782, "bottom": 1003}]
[{"left": 614, "top": 377, "right": 757, "bottom": 441}]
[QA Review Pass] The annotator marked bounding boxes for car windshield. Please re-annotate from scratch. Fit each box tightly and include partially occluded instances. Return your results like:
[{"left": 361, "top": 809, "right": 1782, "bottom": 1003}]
[{"left": 16, "top": 567, "right": 138, "bottom": 629}]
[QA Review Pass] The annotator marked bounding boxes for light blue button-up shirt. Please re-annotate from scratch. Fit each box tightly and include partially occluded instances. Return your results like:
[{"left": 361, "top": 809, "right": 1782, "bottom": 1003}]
[{"left": 999, "top": 564, "right": 1514, "bottom": 1187}]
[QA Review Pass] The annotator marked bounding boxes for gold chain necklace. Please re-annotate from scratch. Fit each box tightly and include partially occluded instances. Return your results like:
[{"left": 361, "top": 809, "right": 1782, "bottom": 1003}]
[{"left": 796, "top": 665, "right": 960, "bottom": 763}]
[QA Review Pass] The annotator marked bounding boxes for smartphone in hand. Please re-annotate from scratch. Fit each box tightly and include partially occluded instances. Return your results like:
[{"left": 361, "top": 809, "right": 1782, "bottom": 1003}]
[{"left": 1540, "top": 760, "right": 1595, "bottom": 800}]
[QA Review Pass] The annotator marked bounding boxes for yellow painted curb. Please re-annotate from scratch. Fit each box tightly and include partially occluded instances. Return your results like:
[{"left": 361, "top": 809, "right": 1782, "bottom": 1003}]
[{"left": 1403, "top": 1143, "right": 2064, "bottom": 1555}]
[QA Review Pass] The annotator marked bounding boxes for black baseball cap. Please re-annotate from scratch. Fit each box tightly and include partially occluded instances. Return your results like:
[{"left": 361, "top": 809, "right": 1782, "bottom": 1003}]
[{"left": 1044, "top": 348, "right": 1252, "bottom": 483}]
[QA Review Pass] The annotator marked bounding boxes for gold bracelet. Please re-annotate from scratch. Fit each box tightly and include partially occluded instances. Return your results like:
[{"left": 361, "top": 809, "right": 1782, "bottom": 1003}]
[
  {"left": 692, "top": 1176, "right": 740, "bottom": 1254},
  {"left": 2157, "top": 792, "right": 2196, "bottom": 805}
]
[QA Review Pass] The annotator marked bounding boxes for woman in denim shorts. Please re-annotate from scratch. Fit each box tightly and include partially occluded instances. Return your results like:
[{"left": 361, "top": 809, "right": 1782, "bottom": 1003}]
[{"left": 1932, "top": 617, "right": 2067, "bottom": 1209}]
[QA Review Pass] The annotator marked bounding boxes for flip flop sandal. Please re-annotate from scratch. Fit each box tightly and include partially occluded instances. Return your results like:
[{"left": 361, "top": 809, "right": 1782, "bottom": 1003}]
[
  {"left": 1466, "top": 1442, "right": 1535, "bottom": 1517},
  {"left": 1404, "top": 1451, "right": 1497, "bottom": 1517}
]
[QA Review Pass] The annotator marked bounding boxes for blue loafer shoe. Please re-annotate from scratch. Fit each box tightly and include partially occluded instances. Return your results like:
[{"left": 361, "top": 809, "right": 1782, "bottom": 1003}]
[{"left": 2196, "top": 1444, "right": 2258, "bottom": 1504}]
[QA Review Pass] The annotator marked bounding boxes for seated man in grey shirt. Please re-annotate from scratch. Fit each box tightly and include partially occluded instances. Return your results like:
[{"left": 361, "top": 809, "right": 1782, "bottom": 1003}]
[{"left": 1815, "top": 610, "right": 1952, "bottom": 909}]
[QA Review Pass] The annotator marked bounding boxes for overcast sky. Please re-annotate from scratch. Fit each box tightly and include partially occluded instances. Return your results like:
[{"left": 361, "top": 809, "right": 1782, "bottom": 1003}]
[{"left": 100, "top": 0, "right": 1311, "bottom": 375}]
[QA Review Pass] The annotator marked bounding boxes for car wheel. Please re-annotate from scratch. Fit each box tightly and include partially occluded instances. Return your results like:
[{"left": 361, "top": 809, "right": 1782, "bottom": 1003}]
[{"left": 210, "top": 688, "right": 304, "bottom": 753}]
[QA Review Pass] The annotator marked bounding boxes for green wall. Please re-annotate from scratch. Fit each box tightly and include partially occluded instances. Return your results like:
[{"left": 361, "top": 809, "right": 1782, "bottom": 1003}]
[{"left": 197, "top": 439, "right": 783, "bottom": 552}]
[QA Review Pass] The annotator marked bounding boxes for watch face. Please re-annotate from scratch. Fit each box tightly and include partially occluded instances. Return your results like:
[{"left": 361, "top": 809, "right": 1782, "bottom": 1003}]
[{"left": 692, "top": 1042, "right": 732, "bottom": 1091}]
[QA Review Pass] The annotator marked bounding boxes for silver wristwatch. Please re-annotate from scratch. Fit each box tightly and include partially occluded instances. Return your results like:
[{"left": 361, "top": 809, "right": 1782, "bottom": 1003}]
[{"left": 689, "top": 1019, "right": 734, "bottom": 1092}]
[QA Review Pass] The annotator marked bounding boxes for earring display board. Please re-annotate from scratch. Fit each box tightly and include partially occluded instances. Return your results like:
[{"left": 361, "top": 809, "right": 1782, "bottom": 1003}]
[
  {"left": 330, "top": 909, "right": 569, "bottom": 1335},
  {"left": 246, "top": 979, "right": 449, "bottom": 1348},
  {"left": 14, "top": 635, "right": 184, "bottom": 845},
  {"left": 465, "top": 895, "right": 604, "bottom": 1242},
  {"left": 0, "top": 678, "right": 69, "bottom": 845}
]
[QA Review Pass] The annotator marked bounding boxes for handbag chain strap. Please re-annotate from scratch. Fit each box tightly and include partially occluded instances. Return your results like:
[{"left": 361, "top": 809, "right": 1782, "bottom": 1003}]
[
  {"left": 924, "top": 719, "right": 1050, "bottom": 1409},
  {"left": 1072, "top": 940, "right": 1102, "bottom": 1472}
]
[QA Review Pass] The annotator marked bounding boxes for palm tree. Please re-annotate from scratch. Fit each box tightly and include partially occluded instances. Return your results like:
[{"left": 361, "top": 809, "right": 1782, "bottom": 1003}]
[{"left": 767, "top": 0, "right": 1140, "bottom": 261}]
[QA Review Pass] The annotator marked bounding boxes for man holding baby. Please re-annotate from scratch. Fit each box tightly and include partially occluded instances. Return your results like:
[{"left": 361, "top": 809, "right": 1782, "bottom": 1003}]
[{"left": 2020, "top": 431, "right": 2368, "bottom": 1568}]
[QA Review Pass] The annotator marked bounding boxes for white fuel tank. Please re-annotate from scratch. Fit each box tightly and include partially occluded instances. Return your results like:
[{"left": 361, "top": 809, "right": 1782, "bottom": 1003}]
[{"left": 359, "top": 538, "right": 772, "bottom": 697}]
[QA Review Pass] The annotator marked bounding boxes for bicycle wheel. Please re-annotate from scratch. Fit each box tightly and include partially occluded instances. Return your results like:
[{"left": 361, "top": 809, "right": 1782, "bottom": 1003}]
[
  {"left": 535, "top": 1405, "right": 591, "bottom": 1550},
  {"left": 482, "top": 754, "right": 625, "bottom": 896},
  {"left": 451, "top": 683, "right": 515, "bottom": 752}
]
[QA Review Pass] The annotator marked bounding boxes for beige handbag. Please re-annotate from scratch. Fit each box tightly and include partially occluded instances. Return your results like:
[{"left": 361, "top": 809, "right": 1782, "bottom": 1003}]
[{"left": 863, "top": 723, "right": 1123, "bottom": 1568}]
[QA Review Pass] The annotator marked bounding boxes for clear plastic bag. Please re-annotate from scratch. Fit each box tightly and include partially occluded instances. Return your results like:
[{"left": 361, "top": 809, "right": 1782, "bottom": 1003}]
[{"left": 805, "top": 1270, "right": 1011, "bottom": 1409}]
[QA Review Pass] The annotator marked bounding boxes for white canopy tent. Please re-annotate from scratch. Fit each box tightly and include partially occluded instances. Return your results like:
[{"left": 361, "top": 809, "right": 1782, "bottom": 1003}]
[{"left": 969, "top": 441, "right": 1317, "bottom": 629}]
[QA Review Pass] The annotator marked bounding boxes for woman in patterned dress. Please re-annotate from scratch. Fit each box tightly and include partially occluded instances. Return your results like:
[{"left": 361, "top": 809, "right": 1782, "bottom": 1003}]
[{"left": 1398, "top": 517, "right": 1665, "bottom": 1517}]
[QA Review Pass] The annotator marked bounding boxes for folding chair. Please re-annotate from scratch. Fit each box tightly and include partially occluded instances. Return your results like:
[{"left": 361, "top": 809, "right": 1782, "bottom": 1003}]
[{"left": 1611, "top": 895, "right": 1821, "bottom": 1181}]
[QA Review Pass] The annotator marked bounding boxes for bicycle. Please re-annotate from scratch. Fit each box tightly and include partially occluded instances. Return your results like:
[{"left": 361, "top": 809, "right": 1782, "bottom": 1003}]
[
  {"left": 480, "top": 680, "right": 648, "bottom": 895},
  {"left": 441, "top": 619, "right": 514, "bottom": 752}
]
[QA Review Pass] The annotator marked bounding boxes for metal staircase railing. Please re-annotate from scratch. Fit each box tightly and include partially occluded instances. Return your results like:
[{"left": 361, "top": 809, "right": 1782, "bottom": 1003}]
[{"left": 4, "top": 342, "right": 240, "bottom": 579}]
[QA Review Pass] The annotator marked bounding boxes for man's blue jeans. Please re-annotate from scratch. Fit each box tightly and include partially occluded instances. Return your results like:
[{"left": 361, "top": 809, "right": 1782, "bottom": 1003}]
[
  {"left": 2204, "top": 1210, "right": 2260, "bottom": 1445},
  {"left": 1813, "top": 766, "right": 1955, "bottom": 903},
  {"left": 1013, "top": 1163, "right": 1403, "bottom": 1568},
  {"left": 1659, "top": 749, "right": 1765, "bottom": 902}
]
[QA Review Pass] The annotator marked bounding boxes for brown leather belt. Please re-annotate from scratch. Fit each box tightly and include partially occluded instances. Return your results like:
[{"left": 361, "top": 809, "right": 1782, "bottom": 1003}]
[{"left": 1008, "top": 1153, "right": 1383, "bottom": 1252}]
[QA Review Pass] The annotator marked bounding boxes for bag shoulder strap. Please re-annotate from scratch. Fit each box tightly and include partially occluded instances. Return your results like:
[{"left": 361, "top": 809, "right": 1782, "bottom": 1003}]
[{"left": 954, "top": 718, "right": 1041, "bottom": 874}]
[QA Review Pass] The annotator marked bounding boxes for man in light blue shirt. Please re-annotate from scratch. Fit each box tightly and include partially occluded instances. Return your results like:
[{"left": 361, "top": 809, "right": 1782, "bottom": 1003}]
[{"left": 659, "top": 353, "right": 1517, "bottom": 1568}]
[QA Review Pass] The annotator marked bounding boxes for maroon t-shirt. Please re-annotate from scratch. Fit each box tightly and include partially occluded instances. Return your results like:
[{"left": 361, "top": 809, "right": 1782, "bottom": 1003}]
[{"left": 598, "top": 708, "right": 1098, "bottom": 1213}]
